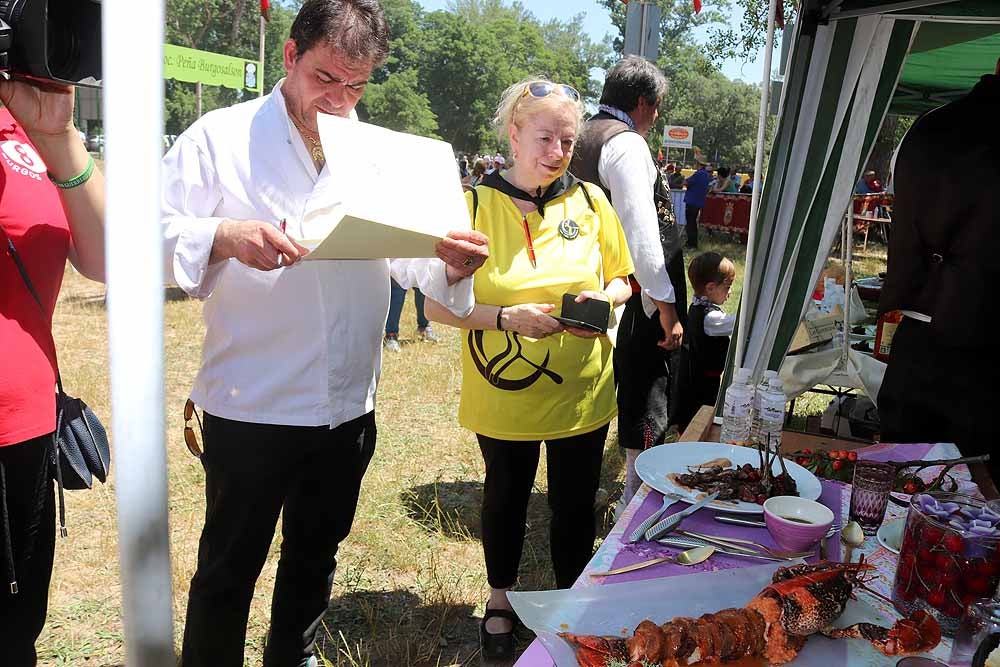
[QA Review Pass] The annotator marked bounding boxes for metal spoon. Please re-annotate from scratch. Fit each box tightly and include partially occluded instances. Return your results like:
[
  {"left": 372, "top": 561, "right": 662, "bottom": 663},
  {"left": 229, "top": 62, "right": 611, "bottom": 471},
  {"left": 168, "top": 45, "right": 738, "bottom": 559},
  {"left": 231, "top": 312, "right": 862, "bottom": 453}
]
[
  {"left": 840, "top": 520, "right": 865, "bottom": 562},
  {"left": 590, "top": 546, "right": 715, "bottom": 577}
]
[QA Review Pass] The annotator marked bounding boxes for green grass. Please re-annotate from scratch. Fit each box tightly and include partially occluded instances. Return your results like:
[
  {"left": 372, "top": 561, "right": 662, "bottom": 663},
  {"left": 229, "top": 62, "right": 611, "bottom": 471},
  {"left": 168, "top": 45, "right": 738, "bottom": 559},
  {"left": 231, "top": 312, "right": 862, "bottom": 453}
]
[{"left": 38, "top": 234, "right": 885, "bottom": 665}]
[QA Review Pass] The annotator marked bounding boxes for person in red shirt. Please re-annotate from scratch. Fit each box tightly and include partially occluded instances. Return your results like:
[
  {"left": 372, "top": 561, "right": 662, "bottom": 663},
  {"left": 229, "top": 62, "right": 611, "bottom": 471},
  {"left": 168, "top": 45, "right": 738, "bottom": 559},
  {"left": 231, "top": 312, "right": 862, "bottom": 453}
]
[{"left": 0, "top": 77, "right": 106, "bottom": 666}]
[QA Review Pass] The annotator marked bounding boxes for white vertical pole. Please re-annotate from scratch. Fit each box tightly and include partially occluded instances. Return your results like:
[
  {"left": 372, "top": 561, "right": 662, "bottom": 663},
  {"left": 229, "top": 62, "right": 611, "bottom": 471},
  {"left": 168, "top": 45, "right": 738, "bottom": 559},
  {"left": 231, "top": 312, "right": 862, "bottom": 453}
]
[
  {"left": 842, "top": 201, "right": 853, "bottom": 370},
  {"left": 196, "top": 81, "right": 203, "bottom": 117},
  {"left": 104, "top": 0, "right": 175, "bottom": 665},
  {"left": 735, "top": 0, "right": 779, "bottom": 376},
  {"left": 259, "top": 15, "right": 266, "bottom": 97}
]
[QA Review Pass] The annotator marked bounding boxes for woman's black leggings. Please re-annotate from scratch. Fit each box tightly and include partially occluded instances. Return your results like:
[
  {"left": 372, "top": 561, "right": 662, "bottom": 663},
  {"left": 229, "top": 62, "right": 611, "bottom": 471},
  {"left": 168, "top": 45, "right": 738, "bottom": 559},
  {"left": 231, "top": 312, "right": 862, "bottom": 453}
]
[{"left": 477, "top": 424, "right": 608, "bottom": 590}]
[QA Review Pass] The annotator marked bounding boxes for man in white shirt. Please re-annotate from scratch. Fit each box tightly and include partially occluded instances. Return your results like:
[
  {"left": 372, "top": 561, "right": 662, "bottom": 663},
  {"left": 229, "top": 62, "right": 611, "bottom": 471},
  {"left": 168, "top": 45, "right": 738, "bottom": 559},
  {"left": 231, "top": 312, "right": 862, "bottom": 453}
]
[
  {"left": 570, "top": 55, "right": 685, "bottom": 505},
  {"left": 160, "top": 2, "right": 488, "bottom": 666}
]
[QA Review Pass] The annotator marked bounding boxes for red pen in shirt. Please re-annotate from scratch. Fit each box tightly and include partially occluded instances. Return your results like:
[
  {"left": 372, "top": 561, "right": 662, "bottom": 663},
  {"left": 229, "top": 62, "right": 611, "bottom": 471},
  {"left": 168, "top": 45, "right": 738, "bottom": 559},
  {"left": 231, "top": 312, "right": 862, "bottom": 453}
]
[{"left": 521, "top": 216, "right": 536, "bottom": 269}]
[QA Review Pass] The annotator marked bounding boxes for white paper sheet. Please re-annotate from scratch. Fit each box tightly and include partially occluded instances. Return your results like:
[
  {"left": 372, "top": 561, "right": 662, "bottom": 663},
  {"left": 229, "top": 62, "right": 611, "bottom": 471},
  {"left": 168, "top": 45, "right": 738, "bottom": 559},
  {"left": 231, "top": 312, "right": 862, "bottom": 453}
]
[{"left": 300, "top": 114, "right": 470, "bottom": 260}]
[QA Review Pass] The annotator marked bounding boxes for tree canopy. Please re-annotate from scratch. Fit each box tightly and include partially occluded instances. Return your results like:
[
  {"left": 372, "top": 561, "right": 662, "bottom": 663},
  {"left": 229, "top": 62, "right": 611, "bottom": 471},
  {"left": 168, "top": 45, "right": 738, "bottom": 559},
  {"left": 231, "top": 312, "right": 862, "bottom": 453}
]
[{"left": 162, "top": 0, "right": 768, "bottom": 165}]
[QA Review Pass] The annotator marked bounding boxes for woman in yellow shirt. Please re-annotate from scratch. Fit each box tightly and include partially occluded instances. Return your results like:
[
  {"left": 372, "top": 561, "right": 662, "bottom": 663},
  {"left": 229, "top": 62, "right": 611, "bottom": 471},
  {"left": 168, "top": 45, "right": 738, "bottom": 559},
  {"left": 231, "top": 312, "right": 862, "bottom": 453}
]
[{"left": 426, "top": 77, "right": 634, "bottom": 662}]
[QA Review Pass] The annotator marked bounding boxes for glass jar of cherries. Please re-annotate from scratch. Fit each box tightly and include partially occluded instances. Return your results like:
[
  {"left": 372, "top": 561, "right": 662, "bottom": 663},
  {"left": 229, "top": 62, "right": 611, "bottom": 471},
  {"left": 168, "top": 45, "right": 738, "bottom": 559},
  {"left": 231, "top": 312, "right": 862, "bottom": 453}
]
[{"left": 893, "top": 493, "right": 1000, "bottom": 635}]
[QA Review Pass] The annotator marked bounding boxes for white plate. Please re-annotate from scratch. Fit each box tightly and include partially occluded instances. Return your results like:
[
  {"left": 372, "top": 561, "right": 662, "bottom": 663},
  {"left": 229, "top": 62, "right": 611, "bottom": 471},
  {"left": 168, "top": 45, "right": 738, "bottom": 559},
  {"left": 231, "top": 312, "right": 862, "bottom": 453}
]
[
  {"left": 635, "top": 442, "right": 823, "bottom": 514},
  {"left": 508, "top": 563, "right": 895, "bottom": 666},
  {"left": 877, "top": 518, "right": 905, "bottom": 554}
]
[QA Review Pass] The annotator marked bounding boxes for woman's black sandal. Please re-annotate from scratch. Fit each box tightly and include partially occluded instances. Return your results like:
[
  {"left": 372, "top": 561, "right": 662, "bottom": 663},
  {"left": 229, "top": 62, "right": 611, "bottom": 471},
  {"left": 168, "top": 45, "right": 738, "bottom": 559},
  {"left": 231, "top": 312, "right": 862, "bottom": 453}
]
[{"left": 480, "top": 605, "right": 518, "bottom": 663}]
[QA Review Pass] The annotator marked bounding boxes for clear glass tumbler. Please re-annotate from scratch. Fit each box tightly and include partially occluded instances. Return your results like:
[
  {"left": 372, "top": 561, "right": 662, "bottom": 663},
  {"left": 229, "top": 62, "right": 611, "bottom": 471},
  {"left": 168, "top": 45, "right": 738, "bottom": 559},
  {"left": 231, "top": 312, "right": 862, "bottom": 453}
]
[
  {"left": 849, "top": 461, "right": 894, "bottom": 535},
  {"left": 949, "top": 598, "right": 1000, "bottom": 666},
  {"left": 893, "top": 493, "right": 1000, "bottom": 636}
]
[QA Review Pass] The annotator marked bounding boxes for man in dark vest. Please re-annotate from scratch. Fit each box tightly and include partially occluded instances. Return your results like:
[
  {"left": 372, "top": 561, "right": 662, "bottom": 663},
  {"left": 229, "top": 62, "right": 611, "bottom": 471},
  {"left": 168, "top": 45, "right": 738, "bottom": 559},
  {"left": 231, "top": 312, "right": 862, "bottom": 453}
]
[
  {"left": 570, "top": 55, "right": 686, "bottom": 505},
  {"left": 878, "top": 71, "right": 1000, "bottom": 482}
]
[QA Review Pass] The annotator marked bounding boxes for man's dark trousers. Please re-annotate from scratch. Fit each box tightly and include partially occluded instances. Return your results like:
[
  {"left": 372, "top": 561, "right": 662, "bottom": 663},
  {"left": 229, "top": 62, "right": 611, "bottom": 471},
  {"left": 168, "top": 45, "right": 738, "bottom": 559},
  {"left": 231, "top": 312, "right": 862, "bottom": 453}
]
[
  {"left": 181, "top": 411, "right": 376, "bottom": 667},
  {"left": 685, "top": 205, "right": 702, "bottom": 248}
]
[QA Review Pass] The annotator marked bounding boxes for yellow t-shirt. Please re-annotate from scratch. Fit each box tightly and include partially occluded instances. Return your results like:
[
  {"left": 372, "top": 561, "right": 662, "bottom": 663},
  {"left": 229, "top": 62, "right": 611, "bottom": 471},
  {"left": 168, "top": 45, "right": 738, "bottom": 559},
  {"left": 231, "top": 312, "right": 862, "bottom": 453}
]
[{"left": 458, "top": 181, "right": 635, "bottom": 441}]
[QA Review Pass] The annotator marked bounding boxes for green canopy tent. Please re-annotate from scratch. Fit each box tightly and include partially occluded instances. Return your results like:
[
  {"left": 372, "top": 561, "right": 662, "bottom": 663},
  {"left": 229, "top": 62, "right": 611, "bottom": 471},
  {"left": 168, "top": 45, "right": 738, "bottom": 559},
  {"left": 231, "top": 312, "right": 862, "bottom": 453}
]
[{"left": 723, "top": 0, "right": 1000, "bottom": 403}]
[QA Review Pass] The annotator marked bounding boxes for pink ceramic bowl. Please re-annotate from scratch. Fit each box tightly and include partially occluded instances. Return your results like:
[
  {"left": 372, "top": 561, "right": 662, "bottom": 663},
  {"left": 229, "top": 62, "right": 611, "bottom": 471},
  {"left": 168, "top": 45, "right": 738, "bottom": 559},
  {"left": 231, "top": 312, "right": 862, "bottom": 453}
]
[{"left": 763, "top": 496, "right": 835, "bottom": 552}]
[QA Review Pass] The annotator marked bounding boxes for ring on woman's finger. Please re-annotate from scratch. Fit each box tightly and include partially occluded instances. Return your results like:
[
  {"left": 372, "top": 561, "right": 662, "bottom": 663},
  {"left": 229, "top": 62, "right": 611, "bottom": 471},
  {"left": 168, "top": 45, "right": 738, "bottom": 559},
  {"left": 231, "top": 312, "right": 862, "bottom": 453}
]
[{"left": 462, "top": 256, "right": 475, "bottom": 267}]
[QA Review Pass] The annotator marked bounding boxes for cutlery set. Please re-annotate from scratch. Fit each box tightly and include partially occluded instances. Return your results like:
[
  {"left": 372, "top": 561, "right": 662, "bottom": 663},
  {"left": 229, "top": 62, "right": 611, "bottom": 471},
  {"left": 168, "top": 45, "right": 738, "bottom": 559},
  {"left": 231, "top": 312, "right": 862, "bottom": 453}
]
[{"left": 595, "top": 491, "right": 842, "bottom": 577}]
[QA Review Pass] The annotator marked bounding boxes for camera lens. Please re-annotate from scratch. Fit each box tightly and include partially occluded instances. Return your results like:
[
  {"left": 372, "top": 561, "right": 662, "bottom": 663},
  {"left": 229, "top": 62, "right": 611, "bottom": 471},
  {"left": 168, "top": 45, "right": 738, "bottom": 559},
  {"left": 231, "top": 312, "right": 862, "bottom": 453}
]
[{"left": 46, "top": 10, "right": 78, "bottom": 77}]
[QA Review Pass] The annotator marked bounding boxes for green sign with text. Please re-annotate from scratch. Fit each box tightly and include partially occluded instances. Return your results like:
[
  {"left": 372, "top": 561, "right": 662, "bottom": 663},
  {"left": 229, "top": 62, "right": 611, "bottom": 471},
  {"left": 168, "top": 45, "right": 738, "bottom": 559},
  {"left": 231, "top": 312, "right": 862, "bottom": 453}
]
[{"left": 164, "top": 44, "right": 261, "bottom": 92}]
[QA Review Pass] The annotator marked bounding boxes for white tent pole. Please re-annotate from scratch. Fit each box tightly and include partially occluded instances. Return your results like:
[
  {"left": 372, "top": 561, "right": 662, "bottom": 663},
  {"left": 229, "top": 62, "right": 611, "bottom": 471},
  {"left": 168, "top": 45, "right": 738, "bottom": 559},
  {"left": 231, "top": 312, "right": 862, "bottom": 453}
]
[
  {"left": 104, "top": 0, "right": 175, "bottom": 665},
  {"left": 842, "top": 200, "right": 853, "bottom": 370},
  {"left": 735, "top": 0, "right": 779, "bottom": 376}
]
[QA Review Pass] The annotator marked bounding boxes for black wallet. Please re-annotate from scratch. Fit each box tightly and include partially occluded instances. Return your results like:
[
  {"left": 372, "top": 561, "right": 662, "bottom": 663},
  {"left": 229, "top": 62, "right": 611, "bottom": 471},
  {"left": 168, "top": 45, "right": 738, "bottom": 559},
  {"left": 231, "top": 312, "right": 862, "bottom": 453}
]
[{"left": 553, "top": 293, "right": 611, "bottom": 333}]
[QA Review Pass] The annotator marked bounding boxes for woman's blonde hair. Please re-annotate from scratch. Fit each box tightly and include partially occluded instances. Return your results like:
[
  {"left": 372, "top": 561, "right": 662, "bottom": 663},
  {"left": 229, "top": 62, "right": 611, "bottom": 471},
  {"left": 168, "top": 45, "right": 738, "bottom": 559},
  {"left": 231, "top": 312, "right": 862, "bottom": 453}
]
[{"left": 492, "top": 77, "right": 584, "bottom": 147}]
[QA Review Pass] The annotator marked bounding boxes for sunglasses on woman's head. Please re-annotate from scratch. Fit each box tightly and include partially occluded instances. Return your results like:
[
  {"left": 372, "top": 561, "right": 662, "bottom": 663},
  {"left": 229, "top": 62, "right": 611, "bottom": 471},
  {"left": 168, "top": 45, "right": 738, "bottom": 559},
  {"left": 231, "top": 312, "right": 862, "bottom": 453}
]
[
  {"left": 184, "top": 399, "right": 203, "bottom": 458},
  {"left": 522, "top": 81, "right": 580, "bottom": 102}
]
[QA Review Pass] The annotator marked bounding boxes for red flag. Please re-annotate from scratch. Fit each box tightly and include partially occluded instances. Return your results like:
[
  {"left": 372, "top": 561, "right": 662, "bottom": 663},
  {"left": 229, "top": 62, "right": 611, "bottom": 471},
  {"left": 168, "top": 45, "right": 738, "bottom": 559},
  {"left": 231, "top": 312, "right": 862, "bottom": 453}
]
[
  {"left": 692, "top": 0, "right": 702, "bottom": 13},
  {"left": 260, "top": 0, "right": 271, "bottom": 22}
]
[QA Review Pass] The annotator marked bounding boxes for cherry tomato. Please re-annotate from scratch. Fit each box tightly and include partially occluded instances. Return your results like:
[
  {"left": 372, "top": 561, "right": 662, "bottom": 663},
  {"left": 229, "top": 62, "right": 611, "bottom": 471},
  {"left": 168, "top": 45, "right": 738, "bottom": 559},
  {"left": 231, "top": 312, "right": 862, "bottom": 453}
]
[
  {"left": 903, "top": 480, "right": 920, "bottom": 495},
  {"left": 847, "top": 451, "right": 858, "bottom": 461},
  {"left": 801, "top": 449, "right": 812, "bottom": 455},
  {"left": 756, "top": 494, "right": 767, "bottom": 505},
  {"left": 832, "top": 460, "right": 844, "bottom": 471}
]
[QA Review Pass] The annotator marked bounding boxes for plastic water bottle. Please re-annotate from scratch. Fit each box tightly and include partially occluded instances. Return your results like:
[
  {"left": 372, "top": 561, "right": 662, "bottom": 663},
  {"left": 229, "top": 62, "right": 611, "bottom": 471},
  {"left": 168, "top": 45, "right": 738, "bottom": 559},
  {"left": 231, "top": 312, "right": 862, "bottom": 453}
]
[
  {"left": 758, "top": 378, "right": 787, "bottom": 450},
  {"left": 750, "top": 370, "right": 779, "bottom": 445},
  {"left": 720, "top": 368, "right": 753, "bottom": 445}
]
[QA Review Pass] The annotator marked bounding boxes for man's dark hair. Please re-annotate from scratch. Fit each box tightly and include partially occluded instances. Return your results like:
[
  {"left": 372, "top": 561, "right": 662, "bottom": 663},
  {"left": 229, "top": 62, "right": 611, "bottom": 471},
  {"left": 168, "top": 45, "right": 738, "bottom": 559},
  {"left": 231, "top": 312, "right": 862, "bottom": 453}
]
[
  {"left": 290, "top": 0, "right": 390, "bottom": 65},
  {"left": 599, "top": 55, "right": 668, "bottom": 112},
  {"left": 718, "top": 167, "right": 731, "bottom": 178}
]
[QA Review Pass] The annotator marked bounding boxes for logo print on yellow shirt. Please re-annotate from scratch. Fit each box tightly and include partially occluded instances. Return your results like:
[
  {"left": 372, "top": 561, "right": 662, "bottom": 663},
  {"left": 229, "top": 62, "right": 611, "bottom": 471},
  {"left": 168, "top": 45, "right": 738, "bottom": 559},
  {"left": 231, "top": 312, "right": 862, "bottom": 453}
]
[
  {"left": 468, "top": 330, "right": 563, "bottom": 390},
  {"left": 558, "top": 219, "right": 580, "bottom": 240}
]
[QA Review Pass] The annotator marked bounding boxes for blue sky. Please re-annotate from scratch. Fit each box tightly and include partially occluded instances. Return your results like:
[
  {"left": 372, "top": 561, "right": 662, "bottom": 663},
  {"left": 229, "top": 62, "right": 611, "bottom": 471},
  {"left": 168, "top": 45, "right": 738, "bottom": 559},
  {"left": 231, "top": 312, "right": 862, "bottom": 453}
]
[{"left": 413, "top": 0, "right": 766, "bottom": 83}]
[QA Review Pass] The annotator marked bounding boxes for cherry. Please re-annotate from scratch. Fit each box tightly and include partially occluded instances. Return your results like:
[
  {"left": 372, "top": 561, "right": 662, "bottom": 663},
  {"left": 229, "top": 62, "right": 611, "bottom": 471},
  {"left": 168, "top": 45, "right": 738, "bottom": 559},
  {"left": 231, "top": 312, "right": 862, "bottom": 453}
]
[
  {"left": 926, "top": 586, "right": 947, "bottom": 609},
  {"left": 935, "top": 553, "right": 953, "bottom": 570},
  {"left": 832, "top": 460, "right": 843, "bottom": 471},
  {"left": 976, "top": 560, "right": 1000, "bottom": 578},
  {"left": 942, "top": 600, "right": 964, "bottom": 618},
  {"left": 922, "top": 524, "right": 945, "bottom": 545},
  {"left": 802, "top": 449, "right": 812, "bottom": 455},
  {"left": 918, "top": 564, "right": 939, "bottom": 588},
  {"left": 966, "top": 576, "right": 994, "bottom": 596},
  {"left": 943, "top": 533, "right": 965, "bottom": 554},
  {"left": 961, "top": 591, "right": 980, "bottom": 607},
  {"left": 756, "top": 494, "right": 767, "bottom": 505},
  {"left": 917, "top": 546, "right": 936, "bottom": 565},
  {"left": 847, "top": 451, "right": 858, "bottom": 461}
]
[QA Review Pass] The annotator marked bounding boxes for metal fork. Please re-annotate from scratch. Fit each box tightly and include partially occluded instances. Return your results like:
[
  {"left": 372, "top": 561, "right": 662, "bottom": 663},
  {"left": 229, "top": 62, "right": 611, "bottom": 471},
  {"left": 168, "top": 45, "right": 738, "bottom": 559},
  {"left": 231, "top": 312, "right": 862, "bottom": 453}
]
[
  {"left": 677, "top": 529, "right": 816, "bottom": 560},
  {"left": 628, "top": 492, "right": 683, "bottom": 543}
]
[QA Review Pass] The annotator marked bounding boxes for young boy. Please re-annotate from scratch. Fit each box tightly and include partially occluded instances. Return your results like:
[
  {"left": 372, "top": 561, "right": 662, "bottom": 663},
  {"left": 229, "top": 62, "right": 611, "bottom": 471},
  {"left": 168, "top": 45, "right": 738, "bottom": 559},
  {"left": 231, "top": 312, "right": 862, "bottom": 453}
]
[{"left": 686, "top": 252, "right": 737, "bottom": 417}]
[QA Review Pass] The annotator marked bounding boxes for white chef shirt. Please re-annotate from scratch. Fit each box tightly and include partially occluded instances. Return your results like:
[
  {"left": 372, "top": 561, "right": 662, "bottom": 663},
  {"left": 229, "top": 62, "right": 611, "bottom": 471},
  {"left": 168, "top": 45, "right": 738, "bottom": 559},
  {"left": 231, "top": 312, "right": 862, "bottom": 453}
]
[
  {"left": 161, "top": 80, "right": 474, "bottom": 428},
  {"left": 598, "top": 131, "right": 676, "bottom": 317}
]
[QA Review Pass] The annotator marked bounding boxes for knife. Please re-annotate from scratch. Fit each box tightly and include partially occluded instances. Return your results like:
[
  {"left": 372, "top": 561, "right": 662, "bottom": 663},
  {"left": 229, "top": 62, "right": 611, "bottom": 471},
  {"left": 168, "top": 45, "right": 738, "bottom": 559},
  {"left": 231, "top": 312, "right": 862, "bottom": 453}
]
[
  {"left": 644, "top": 491, "right": 720, "bottom": 541},
  {"left": 714, "top": 515, "right": 767, "bottom": 529}
]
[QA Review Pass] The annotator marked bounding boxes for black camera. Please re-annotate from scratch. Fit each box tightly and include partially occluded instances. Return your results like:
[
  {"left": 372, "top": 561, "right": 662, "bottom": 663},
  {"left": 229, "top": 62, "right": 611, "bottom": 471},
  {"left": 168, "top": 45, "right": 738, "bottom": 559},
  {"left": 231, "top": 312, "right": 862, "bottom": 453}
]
[{"left": 0, "top": 0, "right": 101, "bottom": 87}]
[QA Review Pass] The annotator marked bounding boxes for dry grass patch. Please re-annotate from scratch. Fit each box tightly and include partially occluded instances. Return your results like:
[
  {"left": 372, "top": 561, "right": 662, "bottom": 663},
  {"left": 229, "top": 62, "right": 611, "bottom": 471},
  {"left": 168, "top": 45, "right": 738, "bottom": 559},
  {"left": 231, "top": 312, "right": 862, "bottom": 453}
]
[{"left": 39, "top": 268, "right": 625, "bottom": 667}]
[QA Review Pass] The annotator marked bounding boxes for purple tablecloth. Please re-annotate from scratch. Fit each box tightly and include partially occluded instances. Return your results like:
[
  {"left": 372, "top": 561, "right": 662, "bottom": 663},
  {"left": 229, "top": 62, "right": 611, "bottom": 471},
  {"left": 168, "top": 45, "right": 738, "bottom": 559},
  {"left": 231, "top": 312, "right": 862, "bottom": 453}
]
[{"left": 513, "top": 441, "right": 970, "bottom": 667}]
